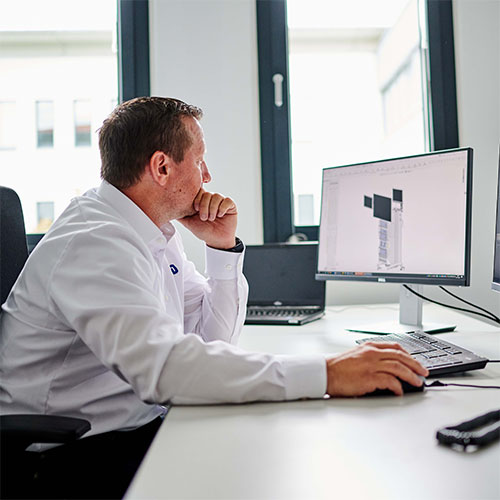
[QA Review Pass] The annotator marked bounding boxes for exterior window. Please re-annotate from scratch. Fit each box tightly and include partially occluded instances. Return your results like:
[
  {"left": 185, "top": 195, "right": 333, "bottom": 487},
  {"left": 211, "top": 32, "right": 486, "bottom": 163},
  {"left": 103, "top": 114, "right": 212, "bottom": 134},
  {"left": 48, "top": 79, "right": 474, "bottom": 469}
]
[
  {"left": 0, "top": 1, "right": 119, "bottom": 233},
  {"left": 36, "top": 101, "right": 54, "bottom": 148},
  {"left": 256, "top": 0, "right": 458, "bottom": 242},
  {"left": 35, "top": 201, "right": 55, "bottom": 233},
  {"left": 0, "top": 101, "right": 16, "bottom": 150},
  {"left": 74, "top": 100, "right": 92, "bottom": 147},
  {"left": 288, "top": 0, "right": 429, "bottom": 227},
  {"left": 0, "top": 0, "right": 149, "bottom": 239}
]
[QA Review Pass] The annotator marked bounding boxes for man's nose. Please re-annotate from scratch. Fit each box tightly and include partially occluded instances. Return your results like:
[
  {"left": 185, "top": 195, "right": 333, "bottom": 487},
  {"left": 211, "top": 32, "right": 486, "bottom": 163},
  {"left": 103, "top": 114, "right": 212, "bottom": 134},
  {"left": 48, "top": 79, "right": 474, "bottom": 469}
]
[{"left": 202, "top": 162, "right": 211, "bottom": 183}]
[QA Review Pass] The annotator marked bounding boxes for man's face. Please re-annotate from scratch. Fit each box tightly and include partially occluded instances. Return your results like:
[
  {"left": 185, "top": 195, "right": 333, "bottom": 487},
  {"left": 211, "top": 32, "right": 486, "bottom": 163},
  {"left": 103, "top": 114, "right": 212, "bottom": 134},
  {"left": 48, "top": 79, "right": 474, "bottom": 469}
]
[{"left": 167, "top": 117, "right": 211, "bottom": 219}]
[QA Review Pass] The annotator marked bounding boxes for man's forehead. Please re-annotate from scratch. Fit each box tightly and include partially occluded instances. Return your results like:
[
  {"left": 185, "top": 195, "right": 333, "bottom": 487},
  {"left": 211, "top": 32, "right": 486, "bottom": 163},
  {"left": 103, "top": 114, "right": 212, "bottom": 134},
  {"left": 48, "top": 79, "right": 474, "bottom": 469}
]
[
  {"left": 183, "top": 116, "right": 203, "bottom": 138},
  {"left": 183, "top": 116, "right": 205, "bottom": 154}
]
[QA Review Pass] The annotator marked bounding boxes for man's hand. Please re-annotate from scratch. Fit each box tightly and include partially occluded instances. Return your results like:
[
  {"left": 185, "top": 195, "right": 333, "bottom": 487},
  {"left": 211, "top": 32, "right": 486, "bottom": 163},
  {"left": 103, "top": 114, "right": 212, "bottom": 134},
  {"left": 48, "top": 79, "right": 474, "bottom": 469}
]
[
  {"left": 178, "top": 189, "right": 238, "bottom": 250},
  {"left": 326, "top": 342, "right": 429, "bottom": 397}
]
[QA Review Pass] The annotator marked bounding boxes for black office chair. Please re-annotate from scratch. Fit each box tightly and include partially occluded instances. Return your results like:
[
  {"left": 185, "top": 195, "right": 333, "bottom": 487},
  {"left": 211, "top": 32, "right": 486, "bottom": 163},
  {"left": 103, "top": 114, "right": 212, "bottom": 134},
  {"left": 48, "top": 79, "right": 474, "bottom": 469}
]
[{"left": 0, "top": 186, "right": 91, "bottom": 499}]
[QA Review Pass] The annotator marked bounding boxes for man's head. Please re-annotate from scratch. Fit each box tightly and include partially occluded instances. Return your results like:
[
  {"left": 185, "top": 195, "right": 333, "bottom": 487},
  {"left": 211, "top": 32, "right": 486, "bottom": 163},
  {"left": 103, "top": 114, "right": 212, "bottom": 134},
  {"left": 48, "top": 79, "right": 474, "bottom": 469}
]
[{"left": 99, "top": 97, "right": 203, "bottom": 189}]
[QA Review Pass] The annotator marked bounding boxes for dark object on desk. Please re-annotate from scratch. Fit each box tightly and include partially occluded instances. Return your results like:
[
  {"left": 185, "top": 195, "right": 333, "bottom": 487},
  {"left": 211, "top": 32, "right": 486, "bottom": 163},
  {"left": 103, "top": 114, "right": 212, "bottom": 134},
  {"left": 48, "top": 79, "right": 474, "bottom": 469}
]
[
  {"left": 0, "top": 186, "right": 92, "bottom": 499},
  {"left": 364, "top": 376, "right": 426, "bottom": 397},
  {"left": 243, "top": 243, "right": 325, "bottom": 325},
  {"left": 436, "top": 409, "right": 500, "bottom": 450},
  {"left": 356, "top": 330, "right": 488, "bottom": 376}
]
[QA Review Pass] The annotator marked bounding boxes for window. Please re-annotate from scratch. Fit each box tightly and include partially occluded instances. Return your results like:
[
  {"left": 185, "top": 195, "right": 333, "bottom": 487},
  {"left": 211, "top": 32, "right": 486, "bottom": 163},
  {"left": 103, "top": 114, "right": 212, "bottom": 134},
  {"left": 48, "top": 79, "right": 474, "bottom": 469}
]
[
  {"left": 35, "top": 201, "right": 55, "bottom": 233},
  {"left": 36, "top": 101, "right": 54, "bottom": 148},
  {"left": 0, "top": 101, "right": 16, "bottom": 150},
  {"left": 0, "top": 0, "right": 149, "bottom": 237},
  {"left": 74, "top": 100, "right": 92, "bottom": 147},
  {"left": 257, "top": 0, "right": 458, "bottom": 242}
]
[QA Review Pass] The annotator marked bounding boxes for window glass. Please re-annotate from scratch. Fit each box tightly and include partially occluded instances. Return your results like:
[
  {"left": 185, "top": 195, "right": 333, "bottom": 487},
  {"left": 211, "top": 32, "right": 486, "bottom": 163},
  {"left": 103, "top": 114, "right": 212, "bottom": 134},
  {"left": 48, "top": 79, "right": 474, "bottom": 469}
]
[
  {"left": 0, "top": 0, "right": 118, "bottom": 233},
  {"left": 0, "top": 101, "right": 17, "bottom": 150},
  {"left": 74, "top": 99, "right": 92, "bottom": 147},
  {"left": 36, "top": 100, "right": 54, "bottom": 148},
  {"left": 35, "top": 200, "right": 55, "bottom": 233},
  {"left": 287, "top": 0, "right": 429, "bottom": 226}
]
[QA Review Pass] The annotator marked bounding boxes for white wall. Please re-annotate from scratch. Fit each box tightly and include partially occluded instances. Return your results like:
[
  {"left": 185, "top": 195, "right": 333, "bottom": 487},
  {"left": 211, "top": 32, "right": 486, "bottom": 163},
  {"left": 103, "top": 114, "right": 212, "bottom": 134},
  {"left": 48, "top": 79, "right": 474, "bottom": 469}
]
[
  {"left": 446, "top": 0, "right": 500, "bottom": 319},
  {"left": 149, "top": 0, "right": 263, "bottom": 269},
  {"left": 149, "top": 0, "right": 500, "bottom": 320}
]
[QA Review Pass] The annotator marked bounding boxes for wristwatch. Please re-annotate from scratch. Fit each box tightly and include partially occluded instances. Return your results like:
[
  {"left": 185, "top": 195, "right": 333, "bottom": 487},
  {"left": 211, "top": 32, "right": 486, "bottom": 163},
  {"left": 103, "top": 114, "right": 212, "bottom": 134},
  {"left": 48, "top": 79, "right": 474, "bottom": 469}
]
[{"left": 223, "top": 237, "right": 244, "bottom": 253}]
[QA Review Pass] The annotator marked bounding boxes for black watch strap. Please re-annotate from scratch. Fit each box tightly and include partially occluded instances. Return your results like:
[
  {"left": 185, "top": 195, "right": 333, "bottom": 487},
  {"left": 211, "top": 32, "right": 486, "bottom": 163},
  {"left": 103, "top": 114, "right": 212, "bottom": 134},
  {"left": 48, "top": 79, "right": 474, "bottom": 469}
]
[{"left": 224, "top": 237, "right": 244, "bottom": 253}]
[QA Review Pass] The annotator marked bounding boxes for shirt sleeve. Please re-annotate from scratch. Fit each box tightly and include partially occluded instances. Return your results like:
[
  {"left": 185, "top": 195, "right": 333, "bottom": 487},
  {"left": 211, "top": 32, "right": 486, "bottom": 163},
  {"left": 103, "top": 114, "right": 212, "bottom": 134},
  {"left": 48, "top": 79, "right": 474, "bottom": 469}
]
[
  {"left": 50, "top": 229, "right": 326, "bottom": 406},
  {"left": 183, "top": 241, "right": 248, "bottom": 344}
]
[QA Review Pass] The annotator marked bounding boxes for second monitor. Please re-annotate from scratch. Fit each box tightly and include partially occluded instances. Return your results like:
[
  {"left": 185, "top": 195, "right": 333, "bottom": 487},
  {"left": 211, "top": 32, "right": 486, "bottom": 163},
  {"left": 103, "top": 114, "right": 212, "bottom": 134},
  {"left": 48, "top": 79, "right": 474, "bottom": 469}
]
[{"left": 316, "top": 147, "right": 473, "bottom": 334}]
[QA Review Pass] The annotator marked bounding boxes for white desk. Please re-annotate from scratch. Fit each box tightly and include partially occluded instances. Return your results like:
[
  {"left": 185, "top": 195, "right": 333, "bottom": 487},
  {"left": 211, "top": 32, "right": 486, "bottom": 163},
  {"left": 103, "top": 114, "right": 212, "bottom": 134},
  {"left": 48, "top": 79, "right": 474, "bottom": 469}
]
[{"left": 126, "top": 305, "right": 500, "bottom": 500}]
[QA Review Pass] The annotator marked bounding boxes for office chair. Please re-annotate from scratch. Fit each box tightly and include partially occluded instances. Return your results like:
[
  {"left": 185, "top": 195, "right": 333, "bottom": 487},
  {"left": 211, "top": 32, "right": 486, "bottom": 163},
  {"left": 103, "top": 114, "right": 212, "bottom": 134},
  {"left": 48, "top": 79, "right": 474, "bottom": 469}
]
[{"left": 0, "top": 186, "right": 91, "bottom": 499}]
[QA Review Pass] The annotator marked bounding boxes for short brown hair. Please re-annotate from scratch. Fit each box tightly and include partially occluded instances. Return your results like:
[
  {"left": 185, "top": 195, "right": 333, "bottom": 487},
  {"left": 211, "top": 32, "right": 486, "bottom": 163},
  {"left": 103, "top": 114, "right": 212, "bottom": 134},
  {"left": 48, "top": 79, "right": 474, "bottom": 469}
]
[{"left": 98, "top": 97, "right": 203, "bottom": 189}]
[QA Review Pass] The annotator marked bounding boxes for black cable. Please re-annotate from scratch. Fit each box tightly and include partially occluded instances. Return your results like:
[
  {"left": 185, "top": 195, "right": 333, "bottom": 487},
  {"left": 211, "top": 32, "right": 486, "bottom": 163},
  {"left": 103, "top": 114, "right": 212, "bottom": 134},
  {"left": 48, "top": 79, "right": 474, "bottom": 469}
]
[
  {"left": 489, "top": 360, "right": 500, "bottom": 363},
  {"left": 425, "top": 380, "right": 500, "bottom": 389},
  {"left": 439, "top": 286, "right": 500, "bottom": 323},
  {"left": 402, "top": 285, "right": 500, "bottom": 324}
]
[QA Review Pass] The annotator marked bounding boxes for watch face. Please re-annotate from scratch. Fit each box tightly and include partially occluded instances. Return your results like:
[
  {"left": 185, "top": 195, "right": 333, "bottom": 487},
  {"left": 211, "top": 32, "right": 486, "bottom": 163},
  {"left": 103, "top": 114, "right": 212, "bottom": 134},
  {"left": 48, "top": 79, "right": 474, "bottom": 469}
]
[{"left": 230, "top": 238, "right": 244, "bottom": 252}]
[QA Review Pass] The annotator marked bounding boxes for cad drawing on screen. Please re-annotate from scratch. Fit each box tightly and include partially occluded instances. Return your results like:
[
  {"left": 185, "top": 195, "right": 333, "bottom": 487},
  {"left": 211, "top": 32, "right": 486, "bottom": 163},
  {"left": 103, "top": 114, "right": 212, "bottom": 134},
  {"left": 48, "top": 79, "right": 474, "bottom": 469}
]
[
  {"left": 316, "top": 148, "right": 473, "bottom": 334},
  {"left": 364, "top": 188, "right": 404, "bottom": 272}
]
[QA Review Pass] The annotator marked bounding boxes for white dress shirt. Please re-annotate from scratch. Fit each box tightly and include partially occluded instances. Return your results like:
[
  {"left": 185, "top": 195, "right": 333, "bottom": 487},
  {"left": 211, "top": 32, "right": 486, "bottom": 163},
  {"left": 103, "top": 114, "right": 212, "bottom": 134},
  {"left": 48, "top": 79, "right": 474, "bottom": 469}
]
[{"left": 0, "top": 181, "right": 327, "bottom": 437}]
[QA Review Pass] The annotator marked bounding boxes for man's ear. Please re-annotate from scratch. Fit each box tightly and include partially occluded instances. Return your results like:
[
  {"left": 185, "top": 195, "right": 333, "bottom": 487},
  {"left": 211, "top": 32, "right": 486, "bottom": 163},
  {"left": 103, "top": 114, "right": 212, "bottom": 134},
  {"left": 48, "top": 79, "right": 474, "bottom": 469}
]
[{"left": 147, "top": 151, "right": 172, "bottom": 187}]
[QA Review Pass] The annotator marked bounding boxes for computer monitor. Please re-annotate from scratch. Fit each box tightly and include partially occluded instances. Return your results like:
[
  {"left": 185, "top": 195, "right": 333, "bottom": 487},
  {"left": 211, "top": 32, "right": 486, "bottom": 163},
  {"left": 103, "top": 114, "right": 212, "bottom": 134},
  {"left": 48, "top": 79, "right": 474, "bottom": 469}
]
[
  {"left": 492, "top": 147, "right": 500, "bottom": 292},
  {"left": 316, "top": 147, "right": 473, "bottom": 334}
]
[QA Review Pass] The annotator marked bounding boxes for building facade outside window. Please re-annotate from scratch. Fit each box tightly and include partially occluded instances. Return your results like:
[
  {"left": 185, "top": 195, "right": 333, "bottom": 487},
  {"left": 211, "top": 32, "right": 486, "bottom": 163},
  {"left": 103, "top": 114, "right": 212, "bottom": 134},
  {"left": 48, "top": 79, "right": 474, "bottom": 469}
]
[
  {"left": 36, "top": 100, "right": 55, "bottom": 148},
  {"left": 74, "top": 99, "right": 92, "bottom": 147},
  {"left": 257, "top": 0, "right": 458, "bottom": 242},
  {"left": 0, "top": 0, "right": 118, "bottom": 234}
]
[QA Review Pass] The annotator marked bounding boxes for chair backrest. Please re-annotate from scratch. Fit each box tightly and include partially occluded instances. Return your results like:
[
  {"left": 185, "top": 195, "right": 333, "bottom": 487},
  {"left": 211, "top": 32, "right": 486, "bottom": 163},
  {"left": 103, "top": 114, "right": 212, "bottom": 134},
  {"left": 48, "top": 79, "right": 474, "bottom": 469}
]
[{"left": 0, "top": 186, "right": 29, "bottom": 306}]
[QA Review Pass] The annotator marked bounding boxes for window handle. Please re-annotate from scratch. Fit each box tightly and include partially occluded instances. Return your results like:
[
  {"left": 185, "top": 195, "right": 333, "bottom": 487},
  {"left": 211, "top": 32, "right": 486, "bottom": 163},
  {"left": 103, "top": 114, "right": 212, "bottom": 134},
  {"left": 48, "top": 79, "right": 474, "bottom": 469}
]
[{"left": 272, "top": 73, "right": 284, "bottom": 108}]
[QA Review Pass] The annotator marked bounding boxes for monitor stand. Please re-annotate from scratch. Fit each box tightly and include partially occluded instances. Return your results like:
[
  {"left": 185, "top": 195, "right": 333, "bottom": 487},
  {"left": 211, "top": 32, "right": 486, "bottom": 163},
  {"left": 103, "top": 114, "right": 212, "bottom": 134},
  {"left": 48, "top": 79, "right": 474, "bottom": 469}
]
[{"left": 345, "top": 284, "right": 456, "bottom": 335}]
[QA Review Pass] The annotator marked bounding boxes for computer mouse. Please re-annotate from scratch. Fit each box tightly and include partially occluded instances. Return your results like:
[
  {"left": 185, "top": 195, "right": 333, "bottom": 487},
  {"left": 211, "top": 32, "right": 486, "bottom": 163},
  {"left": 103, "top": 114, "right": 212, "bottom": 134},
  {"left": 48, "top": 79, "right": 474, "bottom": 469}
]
[{"left": 364, "top": 376, "right": 426, "bottom": 396}]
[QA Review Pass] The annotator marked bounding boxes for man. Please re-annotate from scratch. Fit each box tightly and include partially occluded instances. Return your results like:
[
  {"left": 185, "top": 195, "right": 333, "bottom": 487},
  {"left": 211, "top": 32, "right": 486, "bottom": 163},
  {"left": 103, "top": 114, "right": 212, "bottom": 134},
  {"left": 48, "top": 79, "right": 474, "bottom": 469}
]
[{"left": 0, "top": 97, "right": 427, "bottom": 498}]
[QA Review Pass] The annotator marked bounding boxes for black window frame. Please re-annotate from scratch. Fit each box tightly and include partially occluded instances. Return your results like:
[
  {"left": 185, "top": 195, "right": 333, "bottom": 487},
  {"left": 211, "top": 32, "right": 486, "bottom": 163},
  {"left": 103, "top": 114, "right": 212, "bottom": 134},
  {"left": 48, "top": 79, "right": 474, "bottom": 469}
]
[
  {"left": 256, "top": 0, "right": 459, "bottom": 243},
  {"left": 118, "top": 0, "right": 150, "bottom": 103}
]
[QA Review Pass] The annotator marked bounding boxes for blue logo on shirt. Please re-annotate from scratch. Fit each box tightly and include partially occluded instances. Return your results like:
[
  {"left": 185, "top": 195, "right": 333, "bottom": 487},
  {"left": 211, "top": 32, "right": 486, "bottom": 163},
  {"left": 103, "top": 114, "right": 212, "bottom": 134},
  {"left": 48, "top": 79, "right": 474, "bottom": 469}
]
[{"left": 170, "top": 264, "right": 179, "bottom": 275}]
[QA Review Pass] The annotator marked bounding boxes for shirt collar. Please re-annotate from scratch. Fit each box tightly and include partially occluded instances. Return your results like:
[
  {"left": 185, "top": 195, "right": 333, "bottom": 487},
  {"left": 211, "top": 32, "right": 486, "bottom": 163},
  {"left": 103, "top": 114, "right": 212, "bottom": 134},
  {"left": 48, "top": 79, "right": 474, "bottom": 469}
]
[{"left": 96, "top": 181, "right": 174, "bottom": 256}]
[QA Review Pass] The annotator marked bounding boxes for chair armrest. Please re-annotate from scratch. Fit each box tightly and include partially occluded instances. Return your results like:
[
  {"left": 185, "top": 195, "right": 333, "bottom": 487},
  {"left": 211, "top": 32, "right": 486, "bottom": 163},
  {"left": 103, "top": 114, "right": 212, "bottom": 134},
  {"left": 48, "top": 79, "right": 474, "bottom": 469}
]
[{"left": 0, "top": 414, "right": 91, "bottom": 446}]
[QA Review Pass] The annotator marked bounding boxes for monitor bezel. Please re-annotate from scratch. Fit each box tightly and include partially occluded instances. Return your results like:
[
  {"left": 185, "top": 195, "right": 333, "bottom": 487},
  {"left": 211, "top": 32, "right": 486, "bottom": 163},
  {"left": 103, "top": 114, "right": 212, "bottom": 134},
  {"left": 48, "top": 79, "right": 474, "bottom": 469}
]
[{"left": 315, "top": 147, "right": 473, "bottom": 286}]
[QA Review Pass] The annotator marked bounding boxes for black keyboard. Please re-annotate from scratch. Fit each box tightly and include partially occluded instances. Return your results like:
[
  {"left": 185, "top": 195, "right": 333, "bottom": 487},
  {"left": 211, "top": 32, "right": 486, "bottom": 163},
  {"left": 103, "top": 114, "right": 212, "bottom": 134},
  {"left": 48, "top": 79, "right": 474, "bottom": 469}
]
[
  {"left": 356, "top": 331, "right": 488, "bottom": 376},
  {"left": 246, "top": 307, "right": 320, "bottom": 318},
  {"left": 245, "top": 306, "right": 324, "bottom": 325}
]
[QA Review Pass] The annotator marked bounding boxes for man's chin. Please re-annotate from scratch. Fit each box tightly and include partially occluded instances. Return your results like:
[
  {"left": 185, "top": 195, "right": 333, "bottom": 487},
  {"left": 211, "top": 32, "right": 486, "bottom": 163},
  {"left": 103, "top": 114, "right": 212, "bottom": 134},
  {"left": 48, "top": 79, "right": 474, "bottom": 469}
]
[{"left": 179, "top": 207, "right": 198, "bottom": 220}]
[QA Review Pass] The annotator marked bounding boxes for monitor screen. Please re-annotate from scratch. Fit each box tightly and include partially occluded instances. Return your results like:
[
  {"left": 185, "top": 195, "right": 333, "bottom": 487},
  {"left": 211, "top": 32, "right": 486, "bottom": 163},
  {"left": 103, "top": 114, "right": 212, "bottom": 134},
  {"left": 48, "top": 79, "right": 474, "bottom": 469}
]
[
  {"left": 492, "top": 147, "right": 500, "bottom": 292},
  {"left": 317, "top": 148, "right": 473, "bottom": 286}
]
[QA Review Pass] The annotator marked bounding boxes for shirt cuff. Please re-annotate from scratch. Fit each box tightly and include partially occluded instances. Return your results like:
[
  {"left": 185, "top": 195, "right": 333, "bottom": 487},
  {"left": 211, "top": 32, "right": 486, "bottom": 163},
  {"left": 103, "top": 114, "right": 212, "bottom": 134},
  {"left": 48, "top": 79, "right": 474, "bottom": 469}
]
[
  {"left": 205, "top": 244, "right": 244, "bottom": 280},
  {"left": 276, "top": 354, "right": 327, "bottom": 400}
]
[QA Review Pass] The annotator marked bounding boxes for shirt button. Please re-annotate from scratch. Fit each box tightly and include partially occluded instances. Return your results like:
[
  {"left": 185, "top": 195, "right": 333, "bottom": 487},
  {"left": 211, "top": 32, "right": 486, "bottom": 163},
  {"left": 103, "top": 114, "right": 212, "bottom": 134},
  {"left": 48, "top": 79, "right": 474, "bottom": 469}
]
[
  {"left": 165, "top": 295, "right": 169, "bottom": 302},
  {"left": 225, "top": 264, "right": 233, "bottom": 271}
]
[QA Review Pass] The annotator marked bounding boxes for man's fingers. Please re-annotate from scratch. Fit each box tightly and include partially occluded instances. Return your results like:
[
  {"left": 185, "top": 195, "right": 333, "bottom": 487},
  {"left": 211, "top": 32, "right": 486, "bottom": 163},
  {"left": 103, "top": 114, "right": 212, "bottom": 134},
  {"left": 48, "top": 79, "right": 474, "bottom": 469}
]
[
  {"left": 197, "top": 191, "right": 212, "bottom": 221},
  {"left": 208, "top": 193, "right": 224, "bottom": 221},
  {"left": 193, "top": 189, "right": 206, "bottom": 212},
  {"left": 379, "top": 360, "right": 426, "bottom": 387},
  {"left": 361, "top": 342, "right": 429, "bottom": 378},
  {"left": 370, "top": 374, "right": 404, "bottom": 396},
  {"left": 380, "top": 349, "right": 429, "bottom": 377},
  {"left": 195, "top": 191, "right": 237, "bottom": 221},
  {"left": 217, "top": 197, "right": 237, "bottom": 217},
  {"left": 363, "top": 341, "right": 407, "bottom": 352}
]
